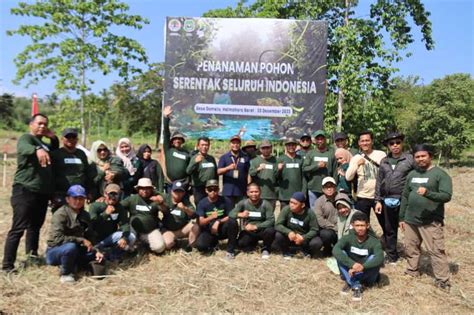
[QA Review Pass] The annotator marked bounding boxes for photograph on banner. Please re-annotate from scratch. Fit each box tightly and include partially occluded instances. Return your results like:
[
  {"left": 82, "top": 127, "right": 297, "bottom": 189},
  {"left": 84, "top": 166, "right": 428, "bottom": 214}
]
[{"left": 164, "top": 17, "right": 327, "bottom": 140}]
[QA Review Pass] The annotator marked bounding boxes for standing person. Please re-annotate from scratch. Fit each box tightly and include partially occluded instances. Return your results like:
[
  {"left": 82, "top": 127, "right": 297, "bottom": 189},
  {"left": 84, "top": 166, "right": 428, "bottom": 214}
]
[
  {"left": 345, "top": 130, "right": 386, "bottom": 222},
  {"left": 303, "top": 130, "right": 337, "bottom": 208},
  {"left": 163, "top": 106, "right": 190, "bottom": 190},
  {"left": 51, "top": 128, "right": 95, "bottom": 211},
  {"left": 217, "top": 135, "right": 250, "bottom": 207},
  {"left": 242, "top": 140, "right": 258, "bottom": 160},
  {"left": 277, "top": 138, "right": 303, "bottom": 209},
  {"left": 2, "top": 113, "right": 59, "bottom": 272},
  {"left": 334, "top": 148, "right": 354, "bottom": 196},
  {"left": 186, "top": 137, "right": 217, "bottom": 206},
  {"left": 374, "top": 132, "right": 414, "bottom": 264},
  {"left": 399, "top": 144, "right": 452, "bottom": 290},
  {"left": 116, "top": 138, "right": 142, "bottom": 197},
  {"left": 297, "top": 132, "right": 312, "bottom": 158},
  {"left": 137, "top": 144, "right": 165, "bottom": 193},
  {"left": 249, "top": 139, "right": 278, "bottom": 209},
  {"left": 333, "top": 132, "right": 358, "bottom": 156},
  {"left": 195, "top": 180, "right": 238, "bottom": 259}
]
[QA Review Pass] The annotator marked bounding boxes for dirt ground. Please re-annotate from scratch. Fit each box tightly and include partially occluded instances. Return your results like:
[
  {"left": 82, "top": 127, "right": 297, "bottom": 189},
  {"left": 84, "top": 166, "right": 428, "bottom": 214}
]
[{"left": 0, "top": 160, "right": 473, "bottom": 313}]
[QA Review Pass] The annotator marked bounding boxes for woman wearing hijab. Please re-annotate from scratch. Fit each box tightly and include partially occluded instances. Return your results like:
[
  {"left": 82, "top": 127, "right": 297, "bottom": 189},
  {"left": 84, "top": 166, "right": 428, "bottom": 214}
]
[
  {"left": 335, "top": 148, "right": 354, "bottom": 198},
  {"left": 137, "top": 144, "right": 165, "bottom": 193},
  {"left": 116, "top": 138, "right": 142, "bottom": 197},
  {"left": 89, "top": 140, "right": 127, "bottom": 200}
]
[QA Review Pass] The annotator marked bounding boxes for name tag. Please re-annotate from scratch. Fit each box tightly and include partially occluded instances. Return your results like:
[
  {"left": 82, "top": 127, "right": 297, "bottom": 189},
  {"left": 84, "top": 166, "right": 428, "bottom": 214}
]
[
  {"left": 290, "top": 217, "right": 304, "bottom": 226},
  {"left": 286, "top": 163, "right": 299, "bottom": 169},
  {"left": 264, "top": 164, "right": 274, "bottom": 170},
  {"left": 314, "top": 156, "right": 329, "bottom": 162},
  {"left": 136, "top": 205, "right": 150, "bottom": 212},
  {"left": 64, "top": 158, "right": 82, "bottom": 164},
  {"left": 240, "top": 158, "right": 246, "bottom": 163},
  {"left": 173, "top": 152, "right": 186, "bottom": 160},
  {"left": 248, "top": 211, "right": 261, "bottom": 218},
  {"left": 110, "top": 213, "right": 119, "bottom": 220},
  {"left": 350, "top": 246, "right": 369, "bottom": 256},
  {"left": 171, "top": 209, "right": 182, "bottom": 216},
  {"left": 412, "top": 177, "right": 429, "bottom": 184},
  {"left": 201, "top": 162, "right": 215, "bottom": 168}
]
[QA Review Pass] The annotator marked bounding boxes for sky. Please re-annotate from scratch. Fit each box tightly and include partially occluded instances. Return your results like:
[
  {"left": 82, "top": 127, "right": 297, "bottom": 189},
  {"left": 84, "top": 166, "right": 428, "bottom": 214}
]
[{"left": 0, "top": 0, "right": 472, "bottom": 98}]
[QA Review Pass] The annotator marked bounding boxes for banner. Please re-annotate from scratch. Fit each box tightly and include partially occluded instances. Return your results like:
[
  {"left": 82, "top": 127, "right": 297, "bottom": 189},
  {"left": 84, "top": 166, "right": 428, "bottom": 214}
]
[{"left": 164, "top": 17, "right": 327, "bottom": 140}]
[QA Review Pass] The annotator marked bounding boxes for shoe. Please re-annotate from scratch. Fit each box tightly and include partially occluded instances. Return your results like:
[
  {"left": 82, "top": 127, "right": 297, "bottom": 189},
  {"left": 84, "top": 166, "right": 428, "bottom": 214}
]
[
  {"left": 60, "top": 274, "right": 75, "bottom": 284},
  {"left": 340, "top": 283, "right": 351, "bottom": 295},
  {"left": 352, "top": 287, "right": 362, "bottom": 302},
  {"left": 261, "top": 250, "right": 270, "bottom": 260},
  {"left": 435, "top": 280, "right": 451, "bottom": 292},
  {"left": 1, "top": 267, "right": 18, "bottom": 274},
  {"left": 283, "top": 254, "right": 292, "bottom": 260},
  {"left": 22, "top": 254, "right": 44, "bottom": 268},
  {"left": 384, "top": 256, "right": 398, "bottom": 266},
  {"left": 404, "top": 269, "right": 420, "bottom": 278},
  {"left": 225, "top": 252, "right": 235, "bottom": 260}
]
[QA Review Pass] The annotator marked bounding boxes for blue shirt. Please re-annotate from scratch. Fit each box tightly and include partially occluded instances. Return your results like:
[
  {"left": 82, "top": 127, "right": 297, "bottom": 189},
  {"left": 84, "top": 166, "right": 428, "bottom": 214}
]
[
  {"left": 196, "top": 196, "right": 232, "bottom": 230},
  {"left": 217, "top": 150, "right": 250, "bottom": 197}
]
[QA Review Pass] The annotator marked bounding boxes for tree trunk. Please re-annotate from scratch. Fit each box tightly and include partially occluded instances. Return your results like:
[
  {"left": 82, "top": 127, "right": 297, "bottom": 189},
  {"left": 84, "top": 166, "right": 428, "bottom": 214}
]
[
  {"left": 336, "top": 0, "right": 350, "bottom": 131},
  {"left": 80, "top": 18, "right": 87, "bottom": 147}
]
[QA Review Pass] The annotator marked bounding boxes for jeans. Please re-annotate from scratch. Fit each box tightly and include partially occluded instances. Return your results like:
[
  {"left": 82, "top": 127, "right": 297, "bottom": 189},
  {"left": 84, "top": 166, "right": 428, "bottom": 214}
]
[
  {"left": 95, "top": 231, "right": 136, "bottom": 260},
  {"left": 337, "top": 254, "right": 380, "bottom": 289},
  {"left": 46, "top": 242, "right": 96, "bottom": 275}
]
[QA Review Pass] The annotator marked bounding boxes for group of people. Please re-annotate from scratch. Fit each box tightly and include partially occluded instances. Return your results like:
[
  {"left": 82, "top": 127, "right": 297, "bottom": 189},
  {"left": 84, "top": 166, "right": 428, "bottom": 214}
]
[{"left": 2, "top": 107, "right": 453, "bottom": 302}]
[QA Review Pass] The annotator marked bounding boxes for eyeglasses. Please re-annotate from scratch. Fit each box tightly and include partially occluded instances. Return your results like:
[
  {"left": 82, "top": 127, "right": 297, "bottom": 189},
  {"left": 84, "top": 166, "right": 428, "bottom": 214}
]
[
  {"left": 97, "top": 148, "right": 108, "bottom": 152},
  {"left": 389, "top": 140, "right": 402, "bottom": 146},
  {"left": 206, "top": 187, "right": 219, "bottom": 192}
]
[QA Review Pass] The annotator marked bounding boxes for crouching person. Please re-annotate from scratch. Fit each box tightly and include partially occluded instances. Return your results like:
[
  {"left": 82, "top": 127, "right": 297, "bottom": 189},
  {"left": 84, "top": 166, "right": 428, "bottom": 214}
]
[
  {"left": 46, "top": 185, "right": 105, "bottom": 283},
  {"left": 332, "top": 212, "right": 384, "bottom": 302},
  {"left": 160, "top": 181, "right": 199, "bottom": 251},
  {"left": 121, "top": 178, "right": 165, "bottom": 254},
  {"left": 90, "top": 184, "right": 136, "bottom": 260},
  {"left": 229, "top": 183, "right": 275, "bottom": 259},
  {"left": 273, "top": 192, "right": 319, "bottom": 259}
]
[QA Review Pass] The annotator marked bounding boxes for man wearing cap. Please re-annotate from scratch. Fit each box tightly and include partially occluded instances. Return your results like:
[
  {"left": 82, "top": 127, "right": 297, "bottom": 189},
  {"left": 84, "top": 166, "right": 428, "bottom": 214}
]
[
  {"left": 160, "top": 180, "right": 200, "bottom": 251},
  {"left": 297, "top": 133, "right": 313, "bottom": 158},
  {"left": 217, "top": 135, "right": 250, "bottom": 207},
  {"left": 46, "top": 185, "right": 105, "bottom": 283},
  {"left": 186, "top": 136, "right": 218, "bottom": 206},
  {"left": 249, "top": 139, "right": 278, "bottom": 209},
  {"left": 374, "top": 132, "right": 414, "bottom": 264},
  {"left": 277, "top": 138, "right": 303, "bottom": 208},
  {"left": 89, "top": 184, "right": 135, "bottom": 260},
  {"left": 51, "top": 128, "right": 95, "bottom": 211},
  {"left": 303, "top": 130, "right": 338, "bottom": 208},
  {"left": 273, "top": 192, "right": 319, "bottom": 258},
  {"left": 346, "top": 130, "right": 386, "bottom": 222},
  {"left": 399, "top": 144, "right": 452, "bottom": 290},
  {"left": 333, "top": 132, "right": 358, "bottom": 156},
  {"left": 3, "top": 113, "right": 59, "bottom": 272},
  {"left": 229, "top": 183, "right": 275, "bottom": 259},
  {"left": 313, "top": 177, "right": 339, "bottom": 257},
  {"left": 242, "top": 140, "right": 258, "bottom": 160},
  {"left": 195, "top": 179, "right": 238, "bottom": 259},
  {"left": 120, "top": 178, "right": 166, "bottom": 254},
  {"left": 163, "top": 106, "right": 190, "bottom": 190}
]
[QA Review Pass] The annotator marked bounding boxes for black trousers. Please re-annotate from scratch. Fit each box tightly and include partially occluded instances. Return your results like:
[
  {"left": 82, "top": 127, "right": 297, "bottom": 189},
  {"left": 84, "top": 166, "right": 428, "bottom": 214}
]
[
  {"left": 355, "top": 197, "right": 379, "bottom": 224},
  {"left": 312, "top": 228, "right": 338, "bottom": 257},
  {"left": 2, "top": 185, "right": 49, "bottom": 270},
  {"left": 381, "top": 204, "right": 400, "bottom": 260},
  {"left": 272, "top": 231, "right": 320, "bottom": 257},
  {"left": 238, "top": 227, "right": 275, "bottom": 252},
  {"left": 192, "top": 186, "right": 207, "bottom": 207},
  {"left": 196, "top": 219, "right": 239, "bottom": 253}
]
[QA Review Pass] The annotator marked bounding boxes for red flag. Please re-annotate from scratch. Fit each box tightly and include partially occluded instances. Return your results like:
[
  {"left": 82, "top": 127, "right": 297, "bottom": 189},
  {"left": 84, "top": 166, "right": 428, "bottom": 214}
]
[{"left": 31, "top": 93, "right": 39, "bottom": 116}]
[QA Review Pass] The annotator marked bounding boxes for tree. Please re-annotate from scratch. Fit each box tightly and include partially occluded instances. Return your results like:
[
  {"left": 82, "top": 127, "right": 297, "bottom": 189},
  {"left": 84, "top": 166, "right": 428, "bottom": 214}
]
[
  {"left": 0, "top": 93, "right": 15, "bottom": 128},
  {"left": 8, "top": 0, "right": 149, "bottom": 146}
]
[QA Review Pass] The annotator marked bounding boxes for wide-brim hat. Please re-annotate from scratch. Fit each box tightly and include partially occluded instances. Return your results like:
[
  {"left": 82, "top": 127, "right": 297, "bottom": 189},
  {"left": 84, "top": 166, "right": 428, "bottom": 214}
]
[
  {"left": 242, "top": 140, "right": 256, "bottom": 149},
  {"left": 170, "top": 131, "right": 186, "bottom": 143},
  {"left": 383, "top": 132, "right": 405, "bottom": 146},
  {"left": 134, "top": 178, "right": 155, "bottom": 190}
]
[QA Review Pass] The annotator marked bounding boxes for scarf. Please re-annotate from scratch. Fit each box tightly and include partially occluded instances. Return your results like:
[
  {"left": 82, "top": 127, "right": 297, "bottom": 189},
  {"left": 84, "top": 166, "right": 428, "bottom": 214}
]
[{"left": 115, "top": 137, "right": 137, "bottom": 175}]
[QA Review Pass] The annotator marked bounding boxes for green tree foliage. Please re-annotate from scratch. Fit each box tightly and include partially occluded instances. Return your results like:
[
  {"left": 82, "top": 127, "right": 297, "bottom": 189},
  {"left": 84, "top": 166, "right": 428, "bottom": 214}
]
[
  {"left": 8, "top": 0, "right": 149, "bottom": 145},
  {"left": 0, "top": 93, "right": 15, "bottom": 128}
]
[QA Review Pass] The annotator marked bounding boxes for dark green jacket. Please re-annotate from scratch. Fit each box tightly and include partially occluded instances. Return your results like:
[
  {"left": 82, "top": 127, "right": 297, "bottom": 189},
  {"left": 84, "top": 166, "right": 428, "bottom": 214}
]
[
  {"left": 249, "top": 155, "right": 278, "bottom": 200},
  {"left": 275, "top": 206, "right": 319, "bottom": 241},
  {"left": 47, "top": 205, "right": 95, "bottom": 247},
  {"left": 276, "top": 154, "right": 303, "bottom": 201},
  {"left": 91, "top": 156, "right": 126, "bottom": 199},
  {"left": 120, "top": 194, "right": 161, "bottom": 234},
  {"left": 164, "top": 116, "right": 190, "bottom": 181},
  {"left": 303, "top": 147, "right": 337, "bottom": 193},
  {"left": 186, "top": 153, "right": 217, "bottom": 187},
  {"left": 229, "top": 199, "right": 275, "bottom": 230},
  {"left": 89, "top": 201, "right": 130, "bottom": 241},
  {"left": 161, "top": 194, "right": 195, "bottom": 231}
]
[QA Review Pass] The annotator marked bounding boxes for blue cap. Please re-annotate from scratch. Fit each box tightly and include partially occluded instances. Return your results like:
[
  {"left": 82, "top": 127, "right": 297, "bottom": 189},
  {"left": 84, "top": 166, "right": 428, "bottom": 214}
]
[
  {"left": 171, "top": 180, "right": 186, "bottom": 192},
  {"left": 291, "top": 192, "right": 306, "bottom": 203},
  {"left": 67, "top": 185, "right": 87, "bottom": 198}
]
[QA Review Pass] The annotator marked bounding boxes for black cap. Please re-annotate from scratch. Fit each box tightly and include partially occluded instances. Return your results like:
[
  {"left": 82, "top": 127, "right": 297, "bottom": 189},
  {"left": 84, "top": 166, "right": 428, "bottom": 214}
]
[
  {"left": 171, "top": 180, "right": 186, "bottom": 192},
  {"left": 333, "top": 132, "right": 348, "bottom": 141},
  {"left": 62, "top": 128, "right": 78, "bottom": 137},
  {"left": 383, "top": 132, "right": 405, "bottom": 146},
  {"left": 300, "top": 133, "right": 311, "bottom": 140},
  {"left": 205, "top": 179, "right": 219, "bottom": 188}
]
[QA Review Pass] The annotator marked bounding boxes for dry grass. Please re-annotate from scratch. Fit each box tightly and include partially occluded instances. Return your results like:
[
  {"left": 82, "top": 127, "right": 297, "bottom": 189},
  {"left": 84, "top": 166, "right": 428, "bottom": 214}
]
[{"left": 0, "top": 162, "right": 473, "bottom": 313}]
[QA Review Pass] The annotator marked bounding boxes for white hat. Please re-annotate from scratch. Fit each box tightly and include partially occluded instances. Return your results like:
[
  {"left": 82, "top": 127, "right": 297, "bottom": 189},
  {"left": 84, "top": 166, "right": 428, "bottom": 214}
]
[
  {"left": 322, "top": 176, "right": 336, "bottom": 186},
  {"left": 134, "top": 178, "right": 155, "bottom": 190}
]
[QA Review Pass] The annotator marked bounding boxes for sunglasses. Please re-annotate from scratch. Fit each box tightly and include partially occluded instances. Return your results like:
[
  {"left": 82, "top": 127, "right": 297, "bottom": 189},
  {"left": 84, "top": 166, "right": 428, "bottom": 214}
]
[
  {"left": 65, "top": 135, "right": 78, "bottom": 140},
  {"left": 107, "top": 192, "right": 120, "bottom": 198},
  {"left": 389, "top": 140, "right": 402, "bottom": 146},
  {"left": 206, "top": 187, "right": 219, "bottom": 192},
  {"left": 97, "top": 148, "right": 108, "bottom": 153}
]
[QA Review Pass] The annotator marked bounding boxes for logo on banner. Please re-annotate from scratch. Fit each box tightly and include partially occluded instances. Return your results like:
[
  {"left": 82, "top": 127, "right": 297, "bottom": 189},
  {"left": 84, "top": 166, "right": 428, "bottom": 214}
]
[
  {"left": 184, "top": 19, "right": 196, "bottom": 32},
  {"left": 168, "top": 19, "right": 182, "bottom": 32}
]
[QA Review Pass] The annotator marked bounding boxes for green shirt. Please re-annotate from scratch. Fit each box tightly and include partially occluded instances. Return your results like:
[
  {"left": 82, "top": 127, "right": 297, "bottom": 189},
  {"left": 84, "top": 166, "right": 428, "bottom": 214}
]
[
  {"left": 400, "top": 166, "right": 452, "bottom": 225},
  {"left": 303, "top": 147, "right": 337, "bottom": 193},
  {"left": 91, "top": 156, "right": 127, "bottom": 199},
  {"left": 13, "top": 133, "right": 59, "bottom": 194},
  {"left": 161, "top": 194, "right": 195, "bottom": 231},
  {"left": 120, "top": 194, "right": 161, "bottom": 234},
  {"left": 164, "top": 117, "right": 190, "bottom": 181},
  {"left": 276, "top": 154, "right": 303, "bottom": 201},
  {"left": 332, "top": 229, "right": 384, "bottom": 269},
  {"left": 89, "top": 201, "right": 130, "bottom": 241},
  {"left": 275, "top": 206, "right": 319, "bottom": 241},
  {"left": 249, "top": 155, "right": 278, "bottom": 200},
  {"left": 229, "top": 199, "right": 275, "bottom": 229},
  {"left": 186, "top": 153, "right": 217, "bottom": 187}
]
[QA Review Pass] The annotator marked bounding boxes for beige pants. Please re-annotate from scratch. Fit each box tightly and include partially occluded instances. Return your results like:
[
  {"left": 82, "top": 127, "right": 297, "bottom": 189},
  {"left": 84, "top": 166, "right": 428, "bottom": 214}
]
[
  {"left": 162, "top": 222, "right": 200, "bottom": 249},
  {"left": 140, "top": 229, "right": 166, "bottom": 254},
  {"left": 404, "top": 221, "right": 449, "bottom": 281}
]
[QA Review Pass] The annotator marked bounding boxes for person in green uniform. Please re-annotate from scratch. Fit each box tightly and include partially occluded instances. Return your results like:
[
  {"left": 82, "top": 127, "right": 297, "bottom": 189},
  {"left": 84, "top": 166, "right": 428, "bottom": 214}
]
[
  {"left": 333, "top": 132, "right": 359, "bottom": 156},
  {"left": 137, "top": 144, "right": 165, "bottom": 193},
  {"left": 332, "top": 211, "right": 384, "bottom": 302},
  {"left": 297, "top": 132, "right": 312, "bottom": 158},
  {"left": 90, "top": 184, "right": 135, "bottom": 260},
  {"left": 160, "top": 180, "right": 200, "bottom": 251},
  {"left": 120, "top": 178, "right": 166, "bottom": 254},
  {"left": 229, "top": 183, "right": 275, "bottom": 259},
  {"left": 186, "top": 137, "right": 218, "bottom": 206},
  {"left": 303, "top": 130, "right": 337, "bottom": 208},
  {"left": 51, "top": 128, "right": 95, "bottom": 211},
  {"left": 273, "top": 192, "right": 319, "bottom": 259},
  {"left": 399, "top": 144, "right": 452, "bottom": 291},
  {"left": 89, "top": 140, "right": 127, "bottom": 201},
  {"left": 277, "top": 138, "right": 303, "bottom": 209},
  {"left": 3, "top": 113, "right": 59, "bottom": 272},
  {"left": 249, "top": 139, "right": 278, "bottom": 209}
]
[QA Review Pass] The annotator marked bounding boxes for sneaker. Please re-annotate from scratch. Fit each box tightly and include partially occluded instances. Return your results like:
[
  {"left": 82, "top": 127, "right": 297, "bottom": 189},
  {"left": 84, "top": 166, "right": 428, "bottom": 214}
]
[
  {"left": 60, "top": 274, "right": 75, "bottom": 284},
  {"left": 283, "top": 254, "right": 292, "bottom": 260},
  {"left": 352, "top": 287, "right": 362, "bottom": 302},
  {"left": 225, "top": 252, "right": 235, "bottom": 260},
  {"left": 340, "top": 283, "right": 351, "bottom": 295},
  {"left": 261, "top": 250, "right": 270, "bottom": 260},
  {"left": 435, "top": 280, "right": 451, "bottom": 292},
  {"left": 384, "top": 256, "right": 398, "bottom": 266}
]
